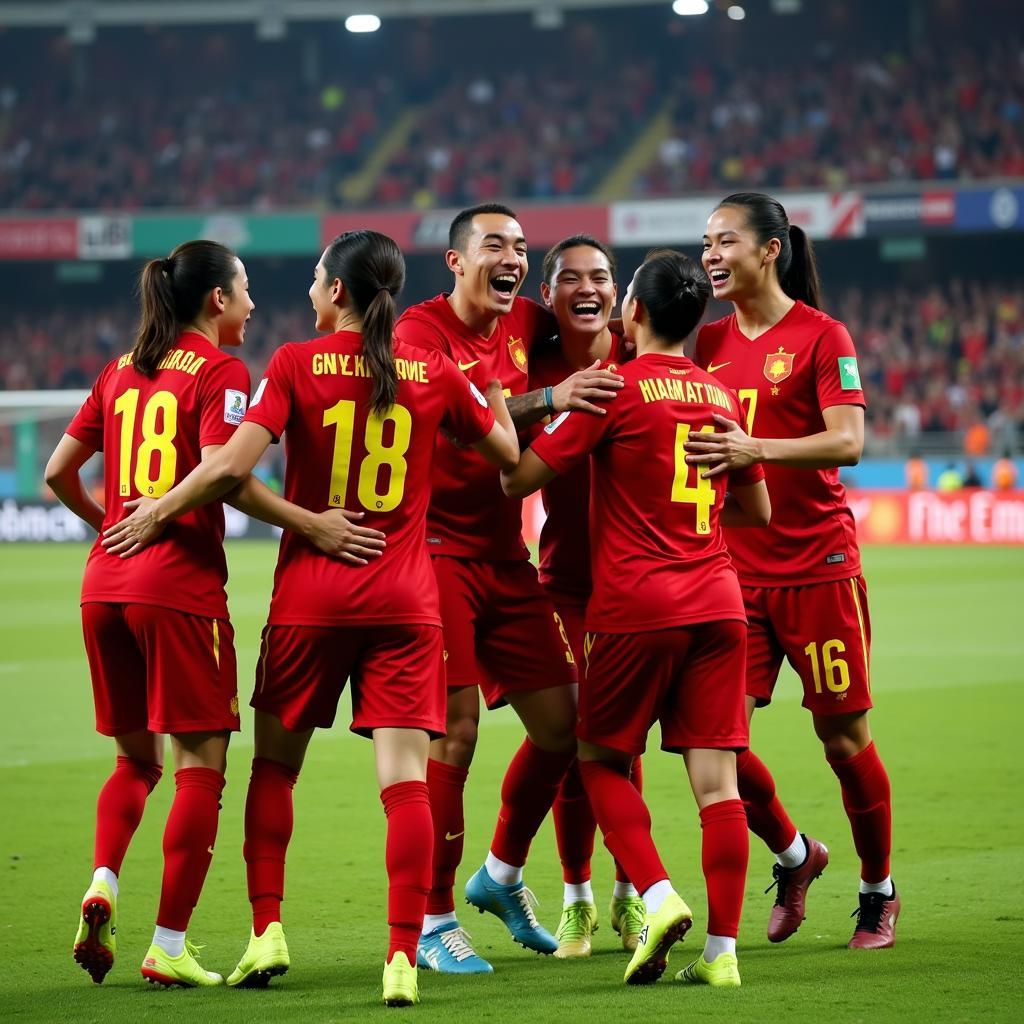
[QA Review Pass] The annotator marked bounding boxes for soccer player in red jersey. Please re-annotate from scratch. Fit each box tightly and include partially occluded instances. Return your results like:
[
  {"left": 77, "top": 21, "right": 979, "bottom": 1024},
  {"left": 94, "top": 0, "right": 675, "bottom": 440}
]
[
  {"left": 103, "top": 230, "right": 519, "bottom": 1006},
  {"left": 392, "top": 204, "right": 625, "bottom": 973},
  {"left": 502, "top": 249, "right": 771, "bottom": 988},
  {"left": 528, "top": 235, "right": 645, "bottom": 957},
  {"left": 46, "top": 241, "right": 254, "bottom": 989},
  {"left": 687, "top": 192, "right": 899, "bottom": 950}
]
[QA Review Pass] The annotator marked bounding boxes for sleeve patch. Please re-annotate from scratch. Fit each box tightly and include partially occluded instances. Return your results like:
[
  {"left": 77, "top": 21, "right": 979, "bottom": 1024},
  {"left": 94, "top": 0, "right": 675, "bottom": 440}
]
[
  {"left": 544, "top": 410, "right": 571, "bottom": 434},
  {"left": 224, "top": 388, "right": 248, "bottom": 424},
  {"left": 468, "top": 381, "right": 488, "bottom": 408},
  {"left": 250, "top": 378, "right": 268, "bottom": 407},
  {"left": 838, "top": 357, "right": 862, "bottom": 390}
]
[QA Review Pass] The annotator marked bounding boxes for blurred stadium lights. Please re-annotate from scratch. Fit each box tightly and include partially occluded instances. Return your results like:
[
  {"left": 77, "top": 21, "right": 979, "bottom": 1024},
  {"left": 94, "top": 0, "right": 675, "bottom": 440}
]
[
  {"left": 672, "top": 0, "right": 709, "bottom": 14},
  {"left": 256, "top": 0, "right": 286, "bottom": 39},
  {"left": 727, "top": 4, "right": 746, "bottom": 20},
  {"left": 770, "top": 0, "right": 802, "bottom": 12},
  {"left": 533, "top": 6, "right": 566, "bottom": 29},
  {"left": 344, "top": 13, "right": 381, "bottom": 32}
]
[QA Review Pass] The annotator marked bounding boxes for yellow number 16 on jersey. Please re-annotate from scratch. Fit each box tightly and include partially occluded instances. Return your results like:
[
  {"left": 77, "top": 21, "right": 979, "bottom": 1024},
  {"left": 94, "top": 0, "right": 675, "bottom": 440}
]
[{"left": 323, "top": 399, "right": 412, "bottom": 512}]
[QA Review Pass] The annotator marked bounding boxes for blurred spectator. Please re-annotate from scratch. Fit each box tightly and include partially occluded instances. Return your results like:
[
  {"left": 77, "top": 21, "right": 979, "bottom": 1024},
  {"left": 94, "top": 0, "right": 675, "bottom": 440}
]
[
  {"left": 992, "top": 451, "right": 1019, "bottom": 490},
  {"left": 937, "top": 463, "right": 964, "bottom": 491},
  {"left": 904, "top": 452, "right": 929, "bottom": 490},
  {"left": 962, "top": 462, "right": 984, "bottom": 488}
]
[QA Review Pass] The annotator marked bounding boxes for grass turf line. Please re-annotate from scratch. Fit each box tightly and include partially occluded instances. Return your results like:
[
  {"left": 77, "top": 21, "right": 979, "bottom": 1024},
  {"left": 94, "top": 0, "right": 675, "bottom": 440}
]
[{"left": 1, "top": 542, "right": 1022, "bottom": 1022}]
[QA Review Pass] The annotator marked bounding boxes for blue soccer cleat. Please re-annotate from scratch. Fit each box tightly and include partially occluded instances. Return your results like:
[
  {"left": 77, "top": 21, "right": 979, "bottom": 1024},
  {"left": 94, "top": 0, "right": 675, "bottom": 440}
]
[
  {"left": 465, "top": 866, "right": 558, "bottom": 955},
  {"left": 416, "top": 921, "right": 493, "bottom": 974}
]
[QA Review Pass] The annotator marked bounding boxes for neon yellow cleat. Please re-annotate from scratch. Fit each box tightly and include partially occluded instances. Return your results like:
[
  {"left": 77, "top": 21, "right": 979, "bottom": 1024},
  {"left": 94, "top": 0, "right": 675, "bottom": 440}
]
[
  {"left": 676, "top": 952, "right": 741, "bottom": 987},
  {"left": 623, "top": 891, "right": 692, "bottom": 986},
  {"left": 382, "top": 951, "right": 419, "bottom": 1007},
  {"left": 140, "top": 940, "right": 223, "bottom": 987},
  {"left": 226, "top": 923, "right": 290, "bottom": 988},
  {"left": 609, "top": 894, "right": 646, "bottom": 952},
  {"left": 73, "top": 881, "right": 117, "bottom": 984},
  {"left": 554, "top": 901, "right": 598, "bottom": 959}
]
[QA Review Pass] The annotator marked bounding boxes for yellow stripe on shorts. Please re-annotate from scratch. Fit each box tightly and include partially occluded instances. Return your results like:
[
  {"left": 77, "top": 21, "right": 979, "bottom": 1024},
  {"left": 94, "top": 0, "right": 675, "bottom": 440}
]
[
  {"left": 212, "top": 620, "right": 220, "bottom": 670},
  {"left": 849, "top": 579, "right": 869, "bottom": 688}
]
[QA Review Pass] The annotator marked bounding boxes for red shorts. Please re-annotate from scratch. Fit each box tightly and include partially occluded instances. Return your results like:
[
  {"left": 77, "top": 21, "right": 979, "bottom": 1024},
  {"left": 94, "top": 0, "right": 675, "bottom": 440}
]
[
  {"left": 252, "top": 622, "right": 446, "bottom": 738},
  {"left": 743, "top": 576, "right": 872, "bottom": 716},
  {"left": 580, "top": 621, "right": 749, "bottom": 756},
  {"left": 432, "top": 556, "right": 577, "bottom": 709},
  {"left": 82, "top": 602, "right": 239, "bottom": 737},
  {"left": 550, "top": 596, "right": 587, "bottom": 671}
]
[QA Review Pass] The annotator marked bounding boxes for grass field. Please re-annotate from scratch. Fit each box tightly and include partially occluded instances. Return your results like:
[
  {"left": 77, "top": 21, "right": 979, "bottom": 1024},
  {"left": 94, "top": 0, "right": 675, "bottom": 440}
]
[{"left": 2, "top": 541, "right": 1023, "bottom": 1023}]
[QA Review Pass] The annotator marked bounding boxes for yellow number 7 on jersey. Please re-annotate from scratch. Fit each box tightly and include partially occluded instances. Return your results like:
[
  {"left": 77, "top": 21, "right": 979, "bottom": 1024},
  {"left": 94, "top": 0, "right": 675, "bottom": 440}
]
[{"left": 672, "top": 422, "right": 715, "bottom": 535}]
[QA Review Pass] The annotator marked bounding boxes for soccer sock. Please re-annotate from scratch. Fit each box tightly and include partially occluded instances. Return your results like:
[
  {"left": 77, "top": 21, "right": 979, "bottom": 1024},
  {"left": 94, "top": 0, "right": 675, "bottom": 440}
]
[
  {"left": 776, "top": 832, "right": 808, "bottom": 870},
  {"left": 152, "top": 925, "right": 185, "bottom": 958},
  {"left": 614, "top": 755, "right": 644, "bottom": 884},
  {"left": 243, "top": 757, "right": 299, "bottom": 935},
  {"left": 381, "top": 780, "right": 432, "bottom": 965},
  {"left": 425, "top": 759, "right": 468, "bottom": 915},
  {"left": 92, "top": 867, "right": 119, "bottom": 898},
  {"left": 699, "top": 799, "right": 749, "bottom": 939},
  {"left": 613, "top": 880, "right": 639, "bottom": 900},
  {"left": 155, "top": 766, "right": 224, "bottom": 933},
  {"left": 94, "top": 755, "right": 162, "bottom": 876},
  {"left": 489, "top": 738, "right": 575, "bottom": 870},
  {"left": 860, "top": 876, "right": 894, "bottom": 897},
  {"left": 552, "top": 758, "right": 595, "bottom": 884},
  {"left": 642, "top": 879, "right": 673, "bottom": 914},
  {"left": 563, "top": 880, "right": 594, "bottom": 905},
  {"left": 735, "top": 749, "right": 799, "bottom": 855},
  {"left": 703, "top": 934, "right": 737, "bottom": 961},
  {"left": 827, "top": 741, "right": 892, "bottom": 884},
  {"left": 421, "top": 912, "right": 457, "bottom": 935},
  {"left": 485, "top": 852, "right": 522, "bottom": 886},
  {"left": 578, "top": 759, "right": 668, "bottom": 895}
]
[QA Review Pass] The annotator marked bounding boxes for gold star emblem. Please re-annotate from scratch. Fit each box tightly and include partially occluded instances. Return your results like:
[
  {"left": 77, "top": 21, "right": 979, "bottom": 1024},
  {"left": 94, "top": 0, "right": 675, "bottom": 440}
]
[{"left": 771, "top": 386, "right": 780, "bottom": 396}]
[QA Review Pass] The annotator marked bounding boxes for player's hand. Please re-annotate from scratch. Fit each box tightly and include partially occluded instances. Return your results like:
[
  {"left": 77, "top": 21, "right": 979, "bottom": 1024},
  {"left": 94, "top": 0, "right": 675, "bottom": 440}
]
[
  {"left": 101, "top": 497, "right": 165, "bottom": 557},
  {"left": 307, "top": 508, "right": 386, "bottom": 565},
  {"left": 552, "top": 359, "right": 624, "bottom": 416},
  {"left": 684, "top": 413, "right": 763, "bottom": 478}
]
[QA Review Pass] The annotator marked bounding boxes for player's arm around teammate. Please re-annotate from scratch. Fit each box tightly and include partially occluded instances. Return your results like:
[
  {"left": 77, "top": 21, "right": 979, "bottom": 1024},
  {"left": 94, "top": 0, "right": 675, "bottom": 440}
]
[
  {"left": 46, "top": 241, "right": 259, "bottom": 989},
  {"left": 505, "top": 250, "right": 769, "bottom": 989},
  {"left": 685, "top": 192, "right": 898, "bottom": 949}
]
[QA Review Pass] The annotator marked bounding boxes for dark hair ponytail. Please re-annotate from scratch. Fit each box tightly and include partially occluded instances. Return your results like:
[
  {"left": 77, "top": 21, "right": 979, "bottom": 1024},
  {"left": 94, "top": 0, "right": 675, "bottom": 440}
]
[
  {"left": 133, "top": 239, "right": 238, "bottom": 376},
  {"left": 321, "top": 230, "right": 405, "bottom": 415},
  {"left": 631, "top": 248, "right": 711, "bottom": 343},
  {"left": 715, "top": 192, "right": 823, "bottom": 310}
]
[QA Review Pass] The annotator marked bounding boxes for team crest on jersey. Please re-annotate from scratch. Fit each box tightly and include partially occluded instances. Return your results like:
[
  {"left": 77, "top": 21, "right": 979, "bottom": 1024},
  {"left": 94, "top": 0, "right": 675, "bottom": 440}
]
[
  {"left": 763, "top": 347, "right": 795, "bottom": 384},
  {"left": 224, "top": 389, "right": 248, "bottom": 425},
  {"left": 507, "top": 336, "right": 528, "bottom": 373}
]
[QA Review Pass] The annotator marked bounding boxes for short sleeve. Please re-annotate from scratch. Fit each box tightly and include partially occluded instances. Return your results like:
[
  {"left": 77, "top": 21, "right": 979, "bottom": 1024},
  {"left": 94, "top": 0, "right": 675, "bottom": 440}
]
[
  {"left": 529, "top": 405, "right": 613, "bottom": 476},
  {"left": 394, "top": 311, "right": 450, "bottom": 357},
  {"left": 439, "top": 354, "right": 495, "bottom": 445},
  {"left": 729, "top": 461, "right": 765, "bottom": 487},
  {"left": 66, "top": 365, "right": 108, "bottom": 451},
  {"left": 243, "top": 346, "right": 294, "bottom": 442},
  {"left": 815, "top": 322, "right": 866, "bottom": 411},
  {"left": 198, "top": 356, "right": 252, "bottom": 448}
]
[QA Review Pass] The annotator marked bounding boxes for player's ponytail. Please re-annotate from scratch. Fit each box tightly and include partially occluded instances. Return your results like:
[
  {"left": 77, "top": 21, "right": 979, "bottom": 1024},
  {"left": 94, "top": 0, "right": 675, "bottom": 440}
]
[
  {"left": 715, "top": 192, "right": 822, "bottom": 310},
  {"left": 133, "top": 240, "right": 238, "bottom": 376},
  {"left": 321, "top": 230, "right": 405, "bottom": 415},
  {"left": 631, "top": 248, "right": 711, "bottom": 343}
]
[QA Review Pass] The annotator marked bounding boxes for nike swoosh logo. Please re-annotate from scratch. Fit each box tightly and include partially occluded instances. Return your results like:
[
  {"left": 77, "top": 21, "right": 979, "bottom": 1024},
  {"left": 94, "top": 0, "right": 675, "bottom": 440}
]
[
  {"left": 457, "top": 360, "right": 480, "bottom": 371},
  {"left": 707, "top": 361, "right": 731, "bottom": 374},
  {"left": 444, "top": 830, "right": 465, "bottom": 841}
]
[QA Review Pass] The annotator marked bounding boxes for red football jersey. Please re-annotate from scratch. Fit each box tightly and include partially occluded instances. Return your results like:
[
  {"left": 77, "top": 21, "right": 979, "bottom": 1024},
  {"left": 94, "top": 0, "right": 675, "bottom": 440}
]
[
  {"left": 244, "top": 330, "right": 494, "bottom": 627},
  {"left": 527, "top": 332, "right": 624, "bottom": 602},
  {"left": 529, "top": 352, "right": 764, "bottom": 634},
  {"left": 393, "top": 294, "right": 555, "bottom": 560},
  {"left": 66, "top": 331, "right": 250, "bottom": 618},
  {"left": 695, "top": 301, "right": 865, "bottom": 587}
]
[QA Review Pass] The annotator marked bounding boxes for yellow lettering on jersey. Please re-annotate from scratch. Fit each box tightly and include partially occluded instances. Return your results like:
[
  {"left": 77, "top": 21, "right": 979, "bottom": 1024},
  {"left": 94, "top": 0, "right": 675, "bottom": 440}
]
[
  {"left": 338, "top": 354, "right": 350, "bottom": 375},
  {"left": 395, "top": 358, "right": 429, "bottom": 383},
  {"left": 187, "top": 356, "right": 205, "bottom": 376},
  {"left": 654, "top": 378, "right": 671, "bottom": 401},
  {"left": 117, "top": 353, "right": 134, "bottom": 370},
  {"left": 354, "top": 355, "right": 367, "bottom": 377},
  {"left": 639, "top": 379, "right": 655, "bottom": 404},
  {"left": 685, "top": 380, "right": 698, "bottom": 403},
  {"left": 666, "top": 378, "right": 684, "bottom": 402}
]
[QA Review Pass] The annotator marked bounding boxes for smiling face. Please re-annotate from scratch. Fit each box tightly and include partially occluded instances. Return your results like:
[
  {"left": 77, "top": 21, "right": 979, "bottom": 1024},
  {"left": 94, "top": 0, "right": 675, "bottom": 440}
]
[
  {"left": 218, "top": 258, "right": 254, "bottom": 347},
  {"left": 542, "top": 244, "right": 617, "bottom": 338},
  {"left": 447, "top": 213, "right": 528, "bottom": 316},
  {"left": 702, "top": 205, "right": 780, "bottom": 303}
]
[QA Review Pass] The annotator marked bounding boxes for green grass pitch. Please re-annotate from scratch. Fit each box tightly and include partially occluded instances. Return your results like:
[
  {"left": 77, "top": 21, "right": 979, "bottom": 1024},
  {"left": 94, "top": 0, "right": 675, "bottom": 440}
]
[{"left": 2, "top": 542, "right": 1023, "bottom": 1022}]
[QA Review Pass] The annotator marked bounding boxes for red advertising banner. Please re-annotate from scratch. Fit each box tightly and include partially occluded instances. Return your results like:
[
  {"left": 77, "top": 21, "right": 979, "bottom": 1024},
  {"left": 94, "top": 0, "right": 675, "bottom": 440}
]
[
  {"left": 322, "top": 203, "right": 609, "bottom": 253},
  {"left": 520, "top": 490, "right": 1024, "bottom": 547},
  {"left": 0, "top": 218, "right": 77, "bottom": 259}
]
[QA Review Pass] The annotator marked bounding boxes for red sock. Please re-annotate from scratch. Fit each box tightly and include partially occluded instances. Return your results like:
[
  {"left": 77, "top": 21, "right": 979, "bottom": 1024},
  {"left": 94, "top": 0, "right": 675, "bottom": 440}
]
[
  {"left": 613, "top": 757, "right": 644, "bottom": 884},
  {"left": 578, "top": 759, "right": 667, "bottom": 895},
  {"left": 94, "top": 755, "right": 162, "bottom": 874},
  {"left": 243, "top": 757, "right": 299, "bottom": 935},
  {"left": 381, "top": 781, "right": 432, "bottom": 963},
  {"left": 156, "top": 767, "right": 225, "bottom": 931},
  {"left": 490, "top": 739, "right": 575, "bottom": 869},
  {"left": 736, "top": 749, "right": 798, "bottom": 854},
  {"left": 552, "top": 759, "right": 595, "bottom": 884},
  {"left": 699, "top": 799, "right": 749, "bottom": 938},
  {"left": 425, "top": 759, "right": 468, "bottom": 915},
  {"left": 827, "top": 742, "right": 892, "bottom": 883}
]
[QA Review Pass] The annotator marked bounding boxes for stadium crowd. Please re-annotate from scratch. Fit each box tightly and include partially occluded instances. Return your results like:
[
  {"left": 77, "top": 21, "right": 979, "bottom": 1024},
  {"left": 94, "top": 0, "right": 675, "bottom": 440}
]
[{"left": 4, "top": 280, "right": 1022, "bottom": 453}]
